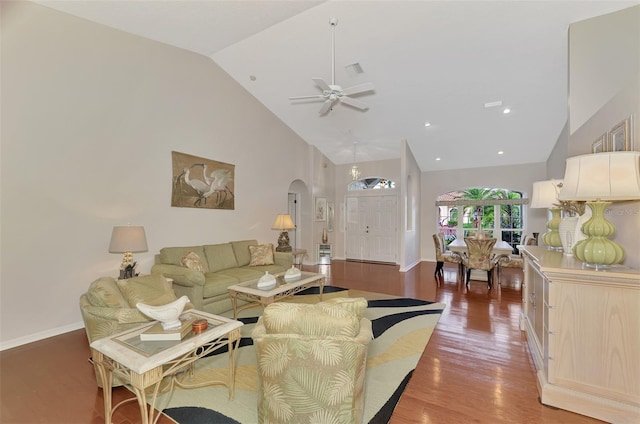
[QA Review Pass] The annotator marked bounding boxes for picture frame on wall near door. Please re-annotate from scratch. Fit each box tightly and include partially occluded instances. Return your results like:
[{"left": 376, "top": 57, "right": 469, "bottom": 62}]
[{"left": 315, "top": 197, "right": 327, "bottom": 222}]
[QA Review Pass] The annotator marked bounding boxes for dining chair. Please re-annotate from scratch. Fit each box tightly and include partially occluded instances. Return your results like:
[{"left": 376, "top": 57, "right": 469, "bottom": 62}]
[
  {"left": 461, "top": 237, "right": 498, "bottom": 288},
  {"left": 432, "top": 233, "right": 463, "bottom": 280}
]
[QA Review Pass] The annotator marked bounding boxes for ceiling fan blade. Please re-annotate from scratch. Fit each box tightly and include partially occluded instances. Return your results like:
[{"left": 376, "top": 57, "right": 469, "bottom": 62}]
[
  {"left": 341, "top": 82, "right": 375, "bottom": 96},
  {"left": 289, "top": 94, "right": 325, "bottom": 100},
  {"left": 339, "top": 95, "right": 369, "bottom": 110},
  {"left": 319, "top": 99, "right": 334, "bottom": 115},
  {"left": 312, "top": 78, "right": 331, "bottom": 92}
]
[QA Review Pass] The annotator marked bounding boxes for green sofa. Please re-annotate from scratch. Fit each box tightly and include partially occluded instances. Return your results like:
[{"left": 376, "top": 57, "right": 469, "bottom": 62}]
[{"left": 151, "top": 240, "right": 293, "bottom": 315}]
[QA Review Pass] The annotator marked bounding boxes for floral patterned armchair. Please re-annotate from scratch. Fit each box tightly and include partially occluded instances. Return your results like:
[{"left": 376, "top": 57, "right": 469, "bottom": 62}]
[
  {"left": 461, "top": 237, "right": 498, "bottom": 288},
  {"left": 251, "top": 297, "right": 373, "bottom": 424}
]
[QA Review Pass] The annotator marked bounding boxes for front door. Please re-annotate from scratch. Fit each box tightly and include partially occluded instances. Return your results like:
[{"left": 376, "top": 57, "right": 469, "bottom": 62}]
[{"left": 345, "top": 195, "right": 397, "bottom": 263}]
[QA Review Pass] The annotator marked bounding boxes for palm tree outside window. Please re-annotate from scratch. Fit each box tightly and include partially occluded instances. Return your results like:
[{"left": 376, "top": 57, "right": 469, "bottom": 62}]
[{"left": 436, "top": 188, "right": 526, "bottom": 252}]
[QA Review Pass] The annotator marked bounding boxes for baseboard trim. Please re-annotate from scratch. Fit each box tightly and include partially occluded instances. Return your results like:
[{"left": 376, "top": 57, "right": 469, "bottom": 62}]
[{"left": 0, "top": 321, "right": 85, "bottom": 351}]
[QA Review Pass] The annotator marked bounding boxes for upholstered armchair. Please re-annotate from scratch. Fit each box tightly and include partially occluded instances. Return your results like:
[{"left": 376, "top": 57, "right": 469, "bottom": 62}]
[
  {"left": 432, "top": 233, "right": 463, "bottom": 279},
  {"left": 251, "top": 297, "right": 373, "bottom": 424},
  {"left": 80, "top": 274, "right": 192, "bottom": 387},
  {"left": 461, "top": 237, "right": 498, "bottom": 288}
]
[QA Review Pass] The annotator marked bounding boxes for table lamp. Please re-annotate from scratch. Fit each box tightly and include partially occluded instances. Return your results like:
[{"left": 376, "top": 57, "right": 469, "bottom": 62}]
[
  {"left": 272, "top": 214, "right": 295, "bottom": 252},
  {"left": 558, "top": 151, "right": 640, "bottom": 268},
  {"left": 109, "top": 226, "right": 148, "bottom": 278},
  {"left": 530, "top": 179, "right": 563, "bottom": 250}
]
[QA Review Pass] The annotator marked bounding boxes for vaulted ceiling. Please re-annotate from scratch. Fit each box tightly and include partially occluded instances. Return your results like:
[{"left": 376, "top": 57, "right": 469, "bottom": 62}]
[{"left": 35, "top": 0, "right": 639, "bottom": 171}]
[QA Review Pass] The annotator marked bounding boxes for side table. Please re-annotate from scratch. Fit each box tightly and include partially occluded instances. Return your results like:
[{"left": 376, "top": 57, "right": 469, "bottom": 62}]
[
  {"left": 291, "top": 248, "right": 307, "bottom": 268},
  {"left": 91, "top": 310, "right": 243, "bottom": 424}
]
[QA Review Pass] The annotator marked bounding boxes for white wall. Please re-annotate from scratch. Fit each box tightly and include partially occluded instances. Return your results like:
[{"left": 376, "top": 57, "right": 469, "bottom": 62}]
[
  {"left": 567, "top": 5, "right": 640, "bottom": 269},
  {"left": 0, "top": 1, "right": 317, "bottom": 348},
  {"left": 421, "top": 162, "right": 548, "bottom": 261},
  {"left": 568, "top": 6, "right": 640, "bottom": 134},
  {"left": 400, "top": 140, "right": 421, "bottom": 271}
]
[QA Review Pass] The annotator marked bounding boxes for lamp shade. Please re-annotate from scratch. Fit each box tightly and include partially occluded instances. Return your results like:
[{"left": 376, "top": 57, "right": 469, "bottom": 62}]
[
  {"left": 108, "top": 226, "right": 148, "bottom": 253},
  {"left": 530, "top": 179, "right": 562, "bottom": 208},
  {"left": 558, "top": 151, "right": 640, "bottom": 201},
  {"left": 271, "top": 214, "right": 295, "bottom": 230}
]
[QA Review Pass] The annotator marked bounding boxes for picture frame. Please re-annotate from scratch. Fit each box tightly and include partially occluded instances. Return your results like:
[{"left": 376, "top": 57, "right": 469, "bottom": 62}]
[
  {"left": 327, "top": 202, "right": 335, "bottom": 231},
  {"left": 608, "top": 116, "right": 633, "bottom": 152},
  {"left": 315, "top": 197, "right": 327, "bottom": 221},
  {"left": 171, "top": 151, "right": 235, "bottom": 210},
  {"left": 592, "top": 133, "right": 607, "bottom": 153}
]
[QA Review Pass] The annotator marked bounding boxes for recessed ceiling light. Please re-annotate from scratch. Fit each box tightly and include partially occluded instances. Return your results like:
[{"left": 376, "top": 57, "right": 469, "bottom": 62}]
[
  {"left": 503, "top": 108, "right": 511, "bottom": 114},
  {"left": 435, "top": 157, "right": 441, "bottom": 161},
  {"left": 424, "top": 122, "right": 431, "bottom": 127},
  {"left": 249, "top": 75, "right": 256, "bottom": 81},
  {"left": 498, "top": 151, "right": 504, "bottom": 155}
]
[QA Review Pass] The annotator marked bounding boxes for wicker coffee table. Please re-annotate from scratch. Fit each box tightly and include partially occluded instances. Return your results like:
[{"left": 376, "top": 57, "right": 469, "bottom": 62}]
[{"left": 228, "top": 271, "right": 325, "bottom": 318}]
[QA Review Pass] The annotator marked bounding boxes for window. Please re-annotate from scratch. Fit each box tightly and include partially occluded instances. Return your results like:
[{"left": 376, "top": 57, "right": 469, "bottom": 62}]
[
  {"left": 436, "top": 188, "right": 526, "bottom": 251},
  {"left": 348, "top": 177, "right": 396, "bottom": 191}
]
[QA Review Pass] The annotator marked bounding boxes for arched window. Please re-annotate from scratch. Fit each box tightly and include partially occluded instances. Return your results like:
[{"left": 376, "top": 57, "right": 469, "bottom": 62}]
[
  {"left": 348, "top": 177, "right": 396, "bottom": 191},
  {"left": 436, "top": 188, "right": 528, "bottom": 249}
]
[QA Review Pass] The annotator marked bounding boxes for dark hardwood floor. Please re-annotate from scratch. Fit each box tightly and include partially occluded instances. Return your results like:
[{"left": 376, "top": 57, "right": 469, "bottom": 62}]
[{"left": 0, "top": 260, "right": 603, "bottom": 423}]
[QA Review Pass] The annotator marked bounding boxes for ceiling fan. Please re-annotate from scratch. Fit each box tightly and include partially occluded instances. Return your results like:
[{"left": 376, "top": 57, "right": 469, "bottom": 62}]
[{"left": 289, "top": 18, "right": 375, "bottom": 115}]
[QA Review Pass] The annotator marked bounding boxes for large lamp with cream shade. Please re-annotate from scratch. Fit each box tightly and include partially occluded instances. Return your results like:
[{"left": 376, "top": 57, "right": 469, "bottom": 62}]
[
  {"left": 558, "top": 151, "right": 640, "bottom": 268},
  {"left": 530, "top": 179, "right": 563, "bottom": 250},
  {"left": 272, "top": 214, "right": 295, "bottom": 252}
]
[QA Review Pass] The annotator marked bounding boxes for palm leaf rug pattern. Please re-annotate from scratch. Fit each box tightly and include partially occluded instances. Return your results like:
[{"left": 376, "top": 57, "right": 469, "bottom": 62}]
[{"left": 151, "top": 287, "right": 444, "bottom": 424}]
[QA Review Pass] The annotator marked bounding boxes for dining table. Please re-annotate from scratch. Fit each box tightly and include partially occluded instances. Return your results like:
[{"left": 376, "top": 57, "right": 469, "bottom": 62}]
[
  {"left": 447, "top": 238, "right": 515, "bottom": 281},
  {"left": 447, "top": 238, "right": 514, "bottom": 255}
]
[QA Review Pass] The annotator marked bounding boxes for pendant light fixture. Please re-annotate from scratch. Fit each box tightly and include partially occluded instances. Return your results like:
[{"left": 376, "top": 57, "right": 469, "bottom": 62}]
[{"left": 349, "top": 141, "right": 361, "bottom": 181}]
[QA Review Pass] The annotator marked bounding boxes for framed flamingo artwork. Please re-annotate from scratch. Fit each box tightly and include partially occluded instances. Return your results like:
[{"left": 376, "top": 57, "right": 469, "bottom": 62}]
[{"left": 171, "top": 151, "right": 235, "bottom": 210}]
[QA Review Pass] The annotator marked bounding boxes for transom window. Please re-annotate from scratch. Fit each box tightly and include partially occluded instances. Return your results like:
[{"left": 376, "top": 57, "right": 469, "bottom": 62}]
[
  {"left": 436, "top": 188, "right": 527, "bottom": 251},
  {"left": 348, "top": 177, "right": 396, "bottom": 191}
]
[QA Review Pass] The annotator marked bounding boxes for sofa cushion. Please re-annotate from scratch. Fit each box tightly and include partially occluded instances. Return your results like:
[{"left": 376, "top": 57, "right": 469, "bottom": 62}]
[
  {"left": 248, "top": 243, "right": 275, "bottom": 266},
  {"left": 181, "top": 251, "right": 205, "bottom": 272},
  {"left": 160, "top": 246, "right": 209, "bottom": 273},
  {"left": 203, "top": 272, "right": 241, "bottom": 298},
  {"left": 86, "top": 277, "right": 129, "bottom": 309},
  {"left": 262, "top": 302, "right": 360, "bottom": 337},
  {"left": 203, "top": 243, "right": 239, "bottom": 273},
  {"left": 216, "top": 268, "right": 264, "bottom": 282},
  {"left": 231, "top": 240, "right": 258, "bottom": 267},
  {"left": 116, "top": 274, "right": 177, "bottom": 308}
]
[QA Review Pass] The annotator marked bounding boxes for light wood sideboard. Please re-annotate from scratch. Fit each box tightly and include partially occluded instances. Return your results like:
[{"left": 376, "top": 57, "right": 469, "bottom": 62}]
[{"left": 520, "top": 246, "right": 640, "bottom": 423}]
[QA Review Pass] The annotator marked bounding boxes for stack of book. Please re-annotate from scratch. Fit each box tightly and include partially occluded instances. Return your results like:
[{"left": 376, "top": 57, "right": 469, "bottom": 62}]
[{"left": 140, "top": 318, "right": 196, "bottom": 341}]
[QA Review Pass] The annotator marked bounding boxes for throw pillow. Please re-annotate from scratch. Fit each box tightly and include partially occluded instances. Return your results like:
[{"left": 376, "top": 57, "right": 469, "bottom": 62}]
[
  {"left": 181, "top": 251, "right": 205, "bottom": 272},
  {"left": 249, "top": 243, "right": 275, "bottom": 266}
]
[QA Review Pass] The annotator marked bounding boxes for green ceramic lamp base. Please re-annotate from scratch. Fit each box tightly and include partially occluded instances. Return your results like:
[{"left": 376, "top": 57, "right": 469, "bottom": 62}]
[
  {"left": 573, "top": 201, "right": 624, "bottom": 267},
  {"left": 541, "top": 207, "right": 563, "bottom": 250}
]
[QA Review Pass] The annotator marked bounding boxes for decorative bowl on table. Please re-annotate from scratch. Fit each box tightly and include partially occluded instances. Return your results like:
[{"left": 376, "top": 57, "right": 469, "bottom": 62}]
[
  {"left": 284, "top": 265, "right": 301, "bottom": 282},
  {"left": 136, "top": 295, "right": 190, "bottom": 330},
  {"left": 257, "top": 271, "right": 277, "bottom": 290}
]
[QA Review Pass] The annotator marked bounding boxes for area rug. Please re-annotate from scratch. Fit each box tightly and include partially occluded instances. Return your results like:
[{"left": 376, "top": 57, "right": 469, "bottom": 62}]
[{"left": 153, "top": 286, "right": 444, "bottom": 424}]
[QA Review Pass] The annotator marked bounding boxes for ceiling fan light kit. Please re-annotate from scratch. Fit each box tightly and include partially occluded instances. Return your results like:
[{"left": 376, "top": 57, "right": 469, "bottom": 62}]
[{"left": 289, "top": 18, "right": 375, "bottom": 115}]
